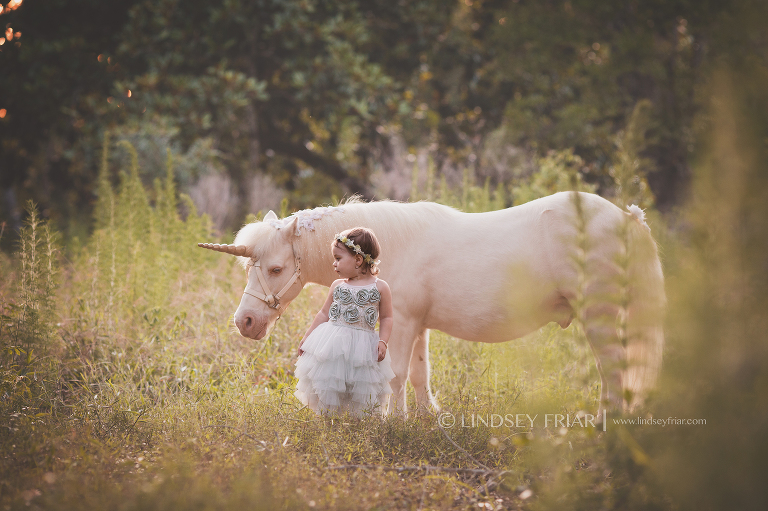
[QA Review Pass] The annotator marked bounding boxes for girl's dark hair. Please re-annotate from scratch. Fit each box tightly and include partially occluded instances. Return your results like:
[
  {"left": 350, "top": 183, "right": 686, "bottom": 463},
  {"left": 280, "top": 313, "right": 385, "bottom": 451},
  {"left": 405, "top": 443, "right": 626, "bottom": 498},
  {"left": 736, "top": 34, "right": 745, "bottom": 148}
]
[{"left": 333, "top": 227, "right": 381, "bottom": 275}]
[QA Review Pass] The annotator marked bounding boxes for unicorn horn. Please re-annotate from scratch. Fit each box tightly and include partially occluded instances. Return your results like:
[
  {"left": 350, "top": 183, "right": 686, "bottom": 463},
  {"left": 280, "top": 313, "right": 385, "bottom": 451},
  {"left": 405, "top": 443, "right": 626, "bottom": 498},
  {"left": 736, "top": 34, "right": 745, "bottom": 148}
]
[{"left": 197, "top": 243, "right": 252, "bottom": 257}]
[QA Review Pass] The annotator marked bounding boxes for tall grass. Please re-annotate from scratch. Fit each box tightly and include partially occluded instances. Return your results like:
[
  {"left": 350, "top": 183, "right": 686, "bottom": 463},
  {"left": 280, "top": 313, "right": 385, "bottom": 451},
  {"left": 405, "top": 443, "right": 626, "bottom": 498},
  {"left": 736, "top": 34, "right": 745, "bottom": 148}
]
[{"left": 1, "top": 201, "right": 60, "bottom": 418}]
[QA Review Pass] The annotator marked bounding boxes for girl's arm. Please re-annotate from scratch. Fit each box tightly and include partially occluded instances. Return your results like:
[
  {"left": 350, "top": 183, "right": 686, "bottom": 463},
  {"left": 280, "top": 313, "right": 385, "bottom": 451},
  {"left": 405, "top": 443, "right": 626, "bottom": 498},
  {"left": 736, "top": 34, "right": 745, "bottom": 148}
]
[
  {"left": 376, "top": 280, "right": 394, "bottom": 362},
  {"left": 298, "top": 280, "right": 341, "bottom": 356}
]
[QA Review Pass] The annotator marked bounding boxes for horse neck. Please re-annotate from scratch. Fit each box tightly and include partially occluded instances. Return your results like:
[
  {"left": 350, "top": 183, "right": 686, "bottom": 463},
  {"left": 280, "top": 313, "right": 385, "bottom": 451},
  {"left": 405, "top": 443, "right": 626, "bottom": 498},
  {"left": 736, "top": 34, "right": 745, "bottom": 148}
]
[
  {"left": 292, "top": 202, "right": 452, "bottom": 286},
  {"left": 294, "top": 235, "right": 331, "bottom": 287},
  {"left": 292, "top": 206, "right": 362, "bottom": 286}
]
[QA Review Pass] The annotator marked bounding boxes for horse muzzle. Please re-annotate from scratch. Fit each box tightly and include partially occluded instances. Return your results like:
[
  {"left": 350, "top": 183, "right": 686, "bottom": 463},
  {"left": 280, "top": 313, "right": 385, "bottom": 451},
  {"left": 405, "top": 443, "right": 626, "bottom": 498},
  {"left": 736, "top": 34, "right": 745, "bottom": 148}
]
[{"left": 234, "top": 309, "right": 269, "bottom": 339}]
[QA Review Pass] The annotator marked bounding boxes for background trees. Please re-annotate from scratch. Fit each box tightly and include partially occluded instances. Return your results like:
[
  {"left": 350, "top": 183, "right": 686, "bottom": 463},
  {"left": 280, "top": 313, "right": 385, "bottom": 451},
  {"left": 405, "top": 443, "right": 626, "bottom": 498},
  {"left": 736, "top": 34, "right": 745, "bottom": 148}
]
[{"left": 1, "top": 0, "right": 766, "bottom": 242}]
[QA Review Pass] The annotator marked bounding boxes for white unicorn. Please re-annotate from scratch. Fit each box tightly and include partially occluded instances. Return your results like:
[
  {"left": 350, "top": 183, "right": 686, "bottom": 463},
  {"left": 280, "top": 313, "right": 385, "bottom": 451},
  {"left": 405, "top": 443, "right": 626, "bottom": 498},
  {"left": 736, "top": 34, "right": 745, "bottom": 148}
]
[{"left": 199, "top": 192, "right": 665, "bottom": 414}]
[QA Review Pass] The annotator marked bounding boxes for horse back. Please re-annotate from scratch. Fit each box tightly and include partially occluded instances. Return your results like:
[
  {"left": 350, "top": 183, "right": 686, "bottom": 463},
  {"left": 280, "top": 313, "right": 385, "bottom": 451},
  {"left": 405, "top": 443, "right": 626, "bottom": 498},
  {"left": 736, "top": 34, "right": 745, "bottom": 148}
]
[{"left": 389, "top": 196, "right": 579, "bottom": 341}]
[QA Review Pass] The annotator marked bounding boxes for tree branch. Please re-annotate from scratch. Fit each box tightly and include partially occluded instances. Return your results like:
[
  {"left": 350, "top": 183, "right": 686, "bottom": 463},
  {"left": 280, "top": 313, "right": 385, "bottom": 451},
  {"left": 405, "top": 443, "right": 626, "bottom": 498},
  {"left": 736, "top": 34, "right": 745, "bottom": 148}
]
[{"left": 262, "top": 137, "right": 370, "bottom": 196}]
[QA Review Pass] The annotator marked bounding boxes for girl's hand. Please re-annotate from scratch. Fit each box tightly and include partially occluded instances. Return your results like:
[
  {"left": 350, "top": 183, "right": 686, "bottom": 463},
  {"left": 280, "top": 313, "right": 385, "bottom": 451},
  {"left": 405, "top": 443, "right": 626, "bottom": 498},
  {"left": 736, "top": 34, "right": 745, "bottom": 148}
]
[
  {"left": 298, "top": 340, "right": 305, "bottom": 356},
  {"left": 377, "top": 340, "right": 387, "bottom": 362}
]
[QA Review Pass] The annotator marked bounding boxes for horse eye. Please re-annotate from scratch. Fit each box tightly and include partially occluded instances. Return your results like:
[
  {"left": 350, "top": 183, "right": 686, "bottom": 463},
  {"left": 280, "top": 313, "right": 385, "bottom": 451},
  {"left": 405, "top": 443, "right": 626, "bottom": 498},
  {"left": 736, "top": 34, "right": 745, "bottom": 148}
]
[{"left": 271, "top": 268, "right": 282, "bottom": 274}]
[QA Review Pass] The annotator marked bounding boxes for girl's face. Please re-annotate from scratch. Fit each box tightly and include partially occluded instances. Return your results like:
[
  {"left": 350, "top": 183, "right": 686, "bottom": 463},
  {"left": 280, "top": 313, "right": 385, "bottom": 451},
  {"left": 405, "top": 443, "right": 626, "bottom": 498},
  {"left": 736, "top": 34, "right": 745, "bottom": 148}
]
[{"left": 332, "top": 244, "right": 362, "bottom": 279}]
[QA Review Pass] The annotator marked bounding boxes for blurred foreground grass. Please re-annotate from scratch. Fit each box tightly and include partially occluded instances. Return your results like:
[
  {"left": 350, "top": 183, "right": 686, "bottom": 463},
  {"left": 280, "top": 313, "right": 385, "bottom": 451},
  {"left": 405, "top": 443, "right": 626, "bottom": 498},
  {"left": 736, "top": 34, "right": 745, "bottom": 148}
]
[{"left": 2, "top": 67, "right": 768, "bottom": 510}]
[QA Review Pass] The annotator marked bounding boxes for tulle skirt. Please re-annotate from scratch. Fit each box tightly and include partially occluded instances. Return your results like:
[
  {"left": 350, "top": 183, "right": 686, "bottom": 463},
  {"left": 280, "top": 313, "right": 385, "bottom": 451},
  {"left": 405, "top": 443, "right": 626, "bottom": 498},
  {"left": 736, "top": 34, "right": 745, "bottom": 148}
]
[{"left": 294, "top": 322, "right": 395, "bottom": 416}]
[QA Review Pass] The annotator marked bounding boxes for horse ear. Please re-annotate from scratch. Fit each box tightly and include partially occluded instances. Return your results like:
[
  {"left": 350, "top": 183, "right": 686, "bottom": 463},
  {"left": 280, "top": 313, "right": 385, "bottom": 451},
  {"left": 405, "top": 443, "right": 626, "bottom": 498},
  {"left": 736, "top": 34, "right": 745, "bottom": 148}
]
[
  {"left": 281, "top": 215, "right": 300, "bottom": 238},
  {"left": 263, "top": 210, "right": 278, "bottom": 222}
]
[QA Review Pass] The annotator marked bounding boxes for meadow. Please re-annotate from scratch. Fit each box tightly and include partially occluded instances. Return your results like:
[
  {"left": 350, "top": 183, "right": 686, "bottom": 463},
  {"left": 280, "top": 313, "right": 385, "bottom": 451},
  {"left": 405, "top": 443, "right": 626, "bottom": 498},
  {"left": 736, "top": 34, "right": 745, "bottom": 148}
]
[{"left": 2, "top": 78, "right": 768, "bottom": 510}]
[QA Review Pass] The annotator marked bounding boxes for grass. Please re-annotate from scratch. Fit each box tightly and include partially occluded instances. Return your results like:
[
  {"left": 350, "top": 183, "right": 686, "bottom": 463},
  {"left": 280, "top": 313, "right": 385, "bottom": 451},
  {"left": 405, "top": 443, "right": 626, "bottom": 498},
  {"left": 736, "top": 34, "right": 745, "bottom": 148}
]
[{"left": 1, "top": 269, "right": 601, "bottom": 510}]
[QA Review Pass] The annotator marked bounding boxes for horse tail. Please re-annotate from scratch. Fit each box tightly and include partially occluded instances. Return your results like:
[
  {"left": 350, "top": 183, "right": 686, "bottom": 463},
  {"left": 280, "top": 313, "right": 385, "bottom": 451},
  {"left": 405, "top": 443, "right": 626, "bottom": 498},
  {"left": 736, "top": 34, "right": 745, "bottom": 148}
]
[{"left": 622, "top": 205, "right": 665, "bottom": 409}]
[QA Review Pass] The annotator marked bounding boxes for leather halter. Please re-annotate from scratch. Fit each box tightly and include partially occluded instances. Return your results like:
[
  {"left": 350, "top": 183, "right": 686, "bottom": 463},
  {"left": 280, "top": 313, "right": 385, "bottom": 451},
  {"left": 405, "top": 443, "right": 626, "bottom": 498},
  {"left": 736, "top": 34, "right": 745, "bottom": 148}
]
[{"left": 243, "top": 249, "right": 302, "bottom": 311}]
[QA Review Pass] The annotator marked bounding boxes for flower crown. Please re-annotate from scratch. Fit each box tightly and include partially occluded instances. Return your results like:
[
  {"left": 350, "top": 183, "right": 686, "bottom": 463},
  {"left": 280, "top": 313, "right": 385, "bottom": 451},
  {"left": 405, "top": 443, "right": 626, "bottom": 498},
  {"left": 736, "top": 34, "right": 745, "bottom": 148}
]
[{"left": 335, "top": 233, "right": 379, "bottom": 266}]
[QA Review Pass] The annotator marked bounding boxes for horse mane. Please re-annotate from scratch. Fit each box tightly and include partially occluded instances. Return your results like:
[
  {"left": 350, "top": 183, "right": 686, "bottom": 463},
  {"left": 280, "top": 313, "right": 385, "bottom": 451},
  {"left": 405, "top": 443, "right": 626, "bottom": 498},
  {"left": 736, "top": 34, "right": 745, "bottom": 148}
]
[
  {"left": 233, "top": 199, "right": 456, "bottom": 273},
  {"left": 233, "top": 221, "right": 283, "bottom": 267},
  {"left": 342, "top": 199, "right": 455, "bottom": 238},
  {"left": 340, "top": 194, "right": 365, "bottom": 205}
]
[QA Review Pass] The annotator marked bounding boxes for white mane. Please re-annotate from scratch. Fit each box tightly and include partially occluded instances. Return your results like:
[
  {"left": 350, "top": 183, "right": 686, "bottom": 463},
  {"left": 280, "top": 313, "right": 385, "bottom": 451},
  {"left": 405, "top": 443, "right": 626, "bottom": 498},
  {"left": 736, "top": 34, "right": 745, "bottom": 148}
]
[{"left": 234, "top": 200, "right": 456, "bottom": 274}]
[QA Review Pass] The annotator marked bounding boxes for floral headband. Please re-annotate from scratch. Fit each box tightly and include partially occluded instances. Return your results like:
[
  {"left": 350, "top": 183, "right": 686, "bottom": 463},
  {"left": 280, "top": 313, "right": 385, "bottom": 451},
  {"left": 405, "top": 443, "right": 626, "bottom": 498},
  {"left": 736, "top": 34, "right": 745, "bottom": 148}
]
[{"left": 335, "top": 233, "right": 379, "bottom": 266}]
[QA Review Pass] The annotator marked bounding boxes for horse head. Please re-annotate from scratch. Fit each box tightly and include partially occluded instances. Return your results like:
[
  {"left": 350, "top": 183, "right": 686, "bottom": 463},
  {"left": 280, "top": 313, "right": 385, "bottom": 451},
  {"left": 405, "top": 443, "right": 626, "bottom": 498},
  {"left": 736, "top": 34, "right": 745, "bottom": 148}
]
[{"left": 199, "top": 211, "right": 304, "bottom": 339}]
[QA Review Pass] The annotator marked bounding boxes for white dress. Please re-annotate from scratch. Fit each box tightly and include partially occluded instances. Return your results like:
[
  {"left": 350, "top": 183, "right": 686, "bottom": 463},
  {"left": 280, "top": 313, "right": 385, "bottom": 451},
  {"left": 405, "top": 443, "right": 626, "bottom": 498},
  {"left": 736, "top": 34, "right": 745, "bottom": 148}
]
[{"left": 294, "top": 279, "right": 395, "bottom": 416}]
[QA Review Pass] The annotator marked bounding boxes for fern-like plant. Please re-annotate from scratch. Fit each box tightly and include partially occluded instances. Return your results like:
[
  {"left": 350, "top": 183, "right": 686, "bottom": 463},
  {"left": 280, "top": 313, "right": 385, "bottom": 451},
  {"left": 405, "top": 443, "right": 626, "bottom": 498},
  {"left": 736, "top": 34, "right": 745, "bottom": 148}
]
[{"left": 0, "top": 201, "right": 60, "bottom": 414}]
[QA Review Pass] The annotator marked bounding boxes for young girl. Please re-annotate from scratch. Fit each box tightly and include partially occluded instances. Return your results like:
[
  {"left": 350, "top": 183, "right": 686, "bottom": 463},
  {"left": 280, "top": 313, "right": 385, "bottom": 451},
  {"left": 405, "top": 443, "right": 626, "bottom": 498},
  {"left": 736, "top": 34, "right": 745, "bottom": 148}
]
[{"left": 294, "top": 227, "right": 395, "bottom": 416}]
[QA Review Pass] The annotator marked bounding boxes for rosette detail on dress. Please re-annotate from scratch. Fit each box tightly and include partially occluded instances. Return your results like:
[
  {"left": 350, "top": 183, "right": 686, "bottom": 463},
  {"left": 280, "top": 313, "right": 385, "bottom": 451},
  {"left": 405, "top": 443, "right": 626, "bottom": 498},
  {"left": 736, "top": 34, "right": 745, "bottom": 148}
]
[
  {"left": 353, "top": 289, "right": 370, "bottom": 306},
  {"left": 342, "top": 306, "right": 361, "bottom": 324},
  {"left": 334, "top": 286, "right": 354, "bottom": 305},
  {"left": 364, "top": 306, "right": 378, "bottom": 328},
  {"left": 328, "top": 302, "right": 341, "bottom": 321}
]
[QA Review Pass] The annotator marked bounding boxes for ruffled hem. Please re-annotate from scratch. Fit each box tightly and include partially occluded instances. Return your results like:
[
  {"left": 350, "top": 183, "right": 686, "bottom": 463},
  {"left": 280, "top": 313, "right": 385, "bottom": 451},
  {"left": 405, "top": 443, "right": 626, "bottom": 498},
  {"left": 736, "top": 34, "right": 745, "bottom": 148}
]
[{"left": 295, "top": 322, "right": 395, "bottom": 416}]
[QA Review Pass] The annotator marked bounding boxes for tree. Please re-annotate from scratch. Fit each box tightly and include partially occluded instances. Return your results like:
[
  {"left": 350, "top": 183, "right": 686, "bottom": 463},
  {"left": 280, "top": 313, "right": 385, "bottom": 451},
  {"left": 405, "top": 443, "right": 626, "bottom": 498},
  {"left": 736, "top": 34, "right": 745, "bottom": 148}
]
[
  {"left": 0, "top": 0, "right": 140, "bottom": 238},
  {"left": 413, "top": 0, "right": 768, "bottom": 210},
  {"left": 114, "top": 0, "right": 452, "bottom": 209}
]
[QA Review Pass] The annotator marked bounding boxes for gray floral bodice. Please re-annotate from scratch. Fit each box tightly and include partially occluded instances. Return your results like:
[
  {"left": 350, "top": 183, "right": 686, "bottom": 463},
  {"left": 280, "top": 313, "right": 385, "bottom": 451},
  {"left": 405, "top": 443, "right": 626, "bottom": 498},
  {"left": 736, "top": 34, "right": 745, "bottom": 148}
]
[{"left": 328, "top": 280, "right": 381, "bottom": 332}]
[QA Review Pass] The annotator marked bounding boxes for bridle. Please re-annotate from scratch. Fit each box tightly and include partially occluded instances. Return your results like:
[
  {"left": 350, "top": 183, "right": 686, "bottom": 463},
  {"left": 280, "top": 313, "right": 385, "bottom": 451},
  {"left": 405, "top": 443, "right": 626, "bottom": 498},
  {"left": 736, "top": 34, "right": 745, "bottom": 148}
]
[
  {"left": 196, "top": 240, "right": 303, "bottom": 316},
  {"left": 243, "top": 246, "right": 302, "bottom": 313}
]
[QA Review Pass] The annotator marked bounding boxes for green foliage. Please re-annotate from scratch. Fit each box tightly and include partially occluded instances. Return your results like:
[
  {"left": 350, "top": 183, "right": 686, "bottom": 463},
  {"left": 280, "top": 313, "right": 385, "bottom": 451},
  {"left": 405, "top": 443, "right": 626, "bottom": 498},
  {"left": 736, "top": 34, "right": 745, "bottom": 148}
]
[
  {"left": 108, "top": 117, "right": 227, "bottom": 190},
  {"left": 0, "top": 0, "right": 141, "bottom": 232},
  {"left": 9, "top": 0, "right": 766, "bottom": 228},
  {"left": 411, "top": 158, "right": 507, "bottom": 213},
  {"left": 74, "top": 138, "right": 216, "bottom": 339},
  {"left": 411, "top": 146, "right": 602, "bottom": 213},
  {"left": 512, "top": 149, "right": 597, "bottom": 206},
  {"left": 3, "top": 202, "right": 59, "bottom": 353},
  {"left": 644, "top": 66, "right": 768, "bottom": 511},
  {"left": 609, "top": 100, "right": 655, "bottom": 210},
  {"left": 110, "top": 0, "right": 451, "bottom": 204},
  {"left": 423, "top": 0, "right": 766, "bottom": 208},
  {"left": 0, "top": 201, "right": 60, "bottom": 423}
]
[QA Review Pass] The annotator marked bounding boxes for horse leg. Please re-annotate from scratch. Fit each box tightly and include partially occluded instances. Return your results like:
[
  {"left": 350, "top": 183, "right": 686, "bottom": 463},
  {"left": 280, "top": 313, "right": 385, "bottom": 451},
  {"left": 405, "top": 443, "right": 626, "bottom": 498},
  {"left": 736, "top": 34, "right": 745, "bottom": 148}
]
[
  {"left": 408, "top": 329, "right": 439, "bottom": 414},
  {"left": 387, "top": 317, "right": 421, "bottom": 416}
]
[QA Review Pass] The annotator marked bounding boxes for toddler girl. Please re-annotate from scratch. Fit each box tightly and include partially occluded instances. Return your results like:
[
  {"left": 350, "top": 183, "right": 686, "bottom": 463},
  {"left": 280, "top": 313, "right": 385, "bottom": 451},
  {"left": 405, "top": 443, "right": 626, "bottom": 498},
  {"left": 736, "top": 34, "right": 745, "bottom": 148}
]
[{"left": 294, "top": 227, "right": 395, "bottom": 416}]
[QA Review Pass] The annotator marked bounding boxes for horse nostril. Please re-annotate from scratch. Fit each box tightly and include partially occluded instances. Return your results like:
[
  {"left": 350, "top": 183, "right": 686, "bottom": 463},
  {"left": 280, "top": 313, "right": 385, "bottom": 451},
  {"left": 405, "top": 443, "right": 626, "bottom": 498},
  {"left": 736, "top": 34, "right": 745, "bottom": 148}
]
[{"left": 245, "top": 316, "right": 253, "bottom": 329}]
